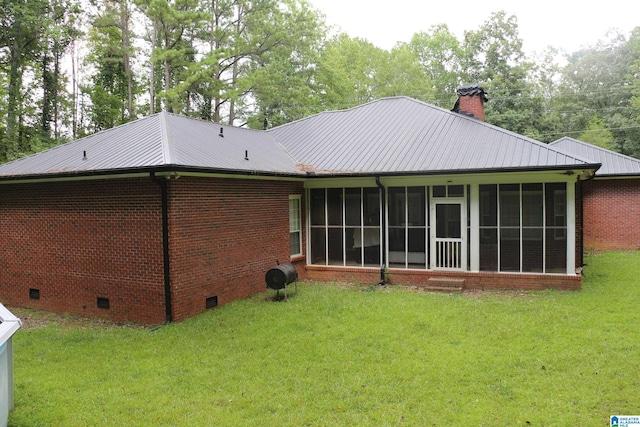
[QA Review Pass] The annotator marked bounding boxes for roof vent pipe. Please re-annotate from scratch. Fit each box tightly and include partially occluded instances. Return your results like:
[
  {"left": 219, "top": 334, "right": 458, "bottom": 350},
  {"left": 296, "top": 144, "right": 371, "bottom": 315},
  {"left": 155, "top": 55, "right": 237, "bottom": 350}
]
[{"left": 219, "top": 127, "right": 224, "bottom": 137}]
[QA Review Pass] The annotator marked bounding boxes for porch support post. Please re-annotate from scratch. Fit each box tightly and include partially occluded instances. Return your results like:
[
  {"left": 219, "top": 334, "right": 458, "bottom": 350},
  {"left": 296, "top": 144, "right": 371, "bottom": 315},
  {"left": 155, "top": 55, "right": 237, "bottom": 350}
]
[
  {"left": 469, "top": 183, "right": 480, "bottom": 271},
  {"left": 566, "top": 181, "right": 576, "bottom": 275}
]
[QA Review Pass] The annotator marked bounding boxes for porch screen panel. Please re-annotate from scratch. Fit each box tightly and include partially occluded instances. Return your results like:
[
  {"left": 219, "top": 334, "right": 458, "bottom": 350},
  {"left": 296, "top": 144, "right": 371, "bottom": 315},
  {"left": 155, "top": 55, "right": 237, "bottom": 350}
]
[
  {"left": 327, "top": 189, "right": 343, "bottom": 265},
  {"left": 407, "top": 187, "right": 426, "bottom": 268},
  {"left": 479, "top": 185, "right": 498, "bottom": 271},
  {"left": 309, "top": 187, "right": 380, "bottom": 267},
  {"left": 362, "top": 188, "right": 381, "bottom": 266},
  {"left": 310, "top": 189, "right": 327, "bottom": 264},
  {"left": 522, "top": 183, "right": 543, "bottom": 272},
  {"left": 388, "top": 187, "right": 406, "bottom": 267},
  {"left": 345, "top": 188, "right": 362, "bottom": 266},
  {"left": 499, "top": 184, "right": 520, "bottom": 272},
  {"left": 545, "top": 183, "right": 567, "bottom": 273}
]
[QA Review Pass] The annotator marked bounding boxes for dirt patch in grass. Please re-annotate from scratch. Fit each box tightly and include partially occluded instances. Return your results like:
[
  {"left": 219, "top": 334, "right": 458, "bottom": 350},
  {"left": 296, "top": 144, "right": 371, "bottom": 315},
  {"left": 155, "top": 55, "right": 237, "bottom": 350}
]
[{"left": 7, "top": 307, "right": 144, "bottom": 330}]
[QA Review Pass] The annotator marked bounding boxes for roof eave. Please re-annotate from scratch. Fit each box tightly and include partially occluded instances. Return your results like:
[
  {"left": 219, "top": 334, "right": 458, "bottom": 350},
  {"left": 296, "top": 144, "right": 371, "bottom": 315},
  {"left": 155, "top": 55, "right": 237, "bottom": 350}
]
[
  {"left": 303, "top": 164, "right": 602, "bottom": 179},
  {"left": 0, "top": 164, "right": 308, "bottom": 183}
]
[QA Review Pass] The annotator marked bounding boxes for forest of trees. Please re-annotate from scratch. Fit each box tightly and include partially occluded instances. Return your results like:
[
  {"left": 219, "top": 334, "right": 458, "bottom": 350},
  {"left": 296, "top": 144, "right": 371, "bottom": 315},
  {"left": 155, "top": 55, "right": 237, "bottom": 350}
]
[{"left": 1, "top": 0, "right": 639, "bottom": 163}]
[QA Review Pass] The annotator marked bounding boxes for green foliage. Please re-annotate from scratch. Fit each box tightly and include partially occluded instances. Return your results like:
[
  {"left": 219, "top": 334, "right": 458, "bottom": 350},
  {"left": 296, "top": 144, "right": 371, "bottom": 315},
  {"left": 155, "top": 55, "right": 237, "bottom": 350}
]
[
  {"left": 9, "top": 251, "right": 640, "bottom": 425},
  {"left": 0, "top": 3, "right": 638, "bottom": 161},
  {"left": 578, "top": 116, "right": 615, "bottom": 149},
  {"left": 557, "top": 31, "right": 640, "bottom": 155},
  {"left": 83, "top": 0, "right": 140, "bottom": 132},
  {"left": 406, "top": 24, "right": 463, "bottom": 108}
]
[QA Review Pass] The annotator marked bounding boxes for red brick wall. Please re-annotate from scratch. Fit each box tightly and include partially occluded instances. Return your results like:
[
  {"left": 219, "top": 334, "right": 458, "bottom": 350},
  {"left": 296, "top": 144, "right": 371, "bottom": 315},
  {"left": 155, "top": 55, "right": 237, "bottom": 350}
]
[
  {"left": 167, "top": 177, "right": 305, "bottom": 322},
  {"left": 0, "top": 176, "right": 306, "bottom": 324},
  {"left": 582, "top": 178, "right": 640, "bottom": 251},
  {"left": 0, "top": 178, "right": 167, "bottom": 324}
]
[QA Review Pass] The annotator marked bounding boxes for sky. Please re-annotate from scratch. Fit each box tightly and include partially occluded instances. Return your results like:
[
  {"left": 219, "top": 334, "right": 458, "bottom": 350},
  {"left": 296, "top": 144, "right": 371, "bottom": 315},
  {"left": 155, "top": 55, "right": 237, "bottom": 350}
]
[{"left": 308, "top": 0, "right": 639, "bottom": 55}]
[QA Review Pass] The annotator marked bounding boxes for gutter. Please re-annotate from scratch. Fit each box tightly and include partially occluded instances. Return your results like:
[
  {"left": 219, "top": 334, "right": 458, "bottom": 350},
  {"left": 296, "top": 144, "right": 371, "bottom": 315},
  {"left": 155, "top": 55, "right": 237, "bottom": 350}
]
[
  {"left": 375, "top": 176, "right": 387, "bottom": 285},
  {"left": 150, "top": 172, "right": 172, "bottom": 324},
  {"left": 0, "top": 163, "right": 603, "bottom": 184}
]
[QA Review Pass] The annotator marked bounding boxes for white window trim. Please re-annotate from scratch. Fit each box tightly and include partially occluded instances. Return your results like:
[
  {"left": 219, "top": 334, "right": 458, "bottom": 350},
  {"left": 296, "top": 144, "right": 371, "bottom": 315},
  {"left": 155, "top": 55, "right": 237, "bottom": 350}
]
[{"left": 289, "top": 195, "right": 302, "bottom": 258}]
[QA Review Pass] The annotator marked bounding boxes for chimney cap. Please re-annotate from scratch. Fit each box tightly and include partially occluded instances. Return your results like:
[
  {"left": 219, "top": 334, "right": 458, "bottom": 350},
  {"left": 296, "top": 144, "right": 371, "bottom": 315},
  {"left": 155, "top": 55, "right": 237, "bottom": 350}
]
[{"left": 456, "top": 85, "right": 488, "bottom": 102}]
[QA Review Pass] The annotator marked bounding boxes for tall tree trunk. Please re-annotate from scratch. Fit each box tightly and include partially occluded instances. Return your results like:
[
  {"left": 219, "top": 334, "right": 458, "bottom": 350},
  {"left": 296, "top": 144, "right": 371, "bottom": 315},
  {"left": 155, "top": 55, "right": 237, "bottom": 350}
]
[
  {"left": 121, "top": 0, "right": 134, "bottom": 119},
  {"left": 71, "top": 39, "right": 78, "bottom": 138},
  {"left": 149, "top": 20, "right": 157, "bottom": 114},
  {"left": 4, "top": 43, "right": 22, "bottom": 160},
  {"left": 54, "top": 48, "right": 61, "bottom": 139}
]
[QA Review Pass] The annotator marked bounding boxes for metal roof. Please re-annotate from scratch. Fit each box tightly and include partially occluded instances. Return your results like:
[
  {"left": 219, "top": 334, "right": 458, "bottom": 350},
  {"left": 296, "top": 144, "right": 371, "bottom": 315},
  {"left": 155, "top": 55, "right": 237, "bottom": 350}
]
[
  {"left": 0, "top": 113, "right": 298, "bottom": 178},
  {"left": 550, "top": 137, "right": 640, "bottom": 177},
  {"left": 268, "top": 97, "right": 595, "bottom": 174},
  {"left": 0, "top": 97, "right": 598, "bottom": 180}
]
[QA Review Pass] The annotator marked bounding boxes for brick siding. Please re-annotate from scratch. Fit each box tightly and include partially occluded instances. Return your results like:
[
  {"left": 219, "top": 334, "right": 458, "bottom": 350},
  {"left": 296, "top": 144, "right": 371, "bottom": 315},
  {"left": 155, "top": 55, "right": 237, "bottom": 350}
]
[
  {"left": 582, "top": 179, "right": 640, "bottom": 251},
  {"left": 0, "top": 178, "right": 166, "bottom": 324},
  {"left": 166, "top": 177, "right": 305, "bottom": 322},
  {"left": 0, "top": 176, "right": 305, "bottom": 324}
]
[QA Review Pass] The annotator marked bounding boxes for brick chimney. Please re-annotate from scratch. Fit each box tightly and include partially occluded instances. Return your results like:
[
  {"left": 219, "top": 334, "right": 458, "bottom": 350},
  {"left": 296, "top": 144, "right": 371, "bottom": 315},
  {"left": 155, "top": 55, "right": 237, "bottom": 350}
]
[{"left": 451, "top": 85, "right": 488, "bottom": 121}]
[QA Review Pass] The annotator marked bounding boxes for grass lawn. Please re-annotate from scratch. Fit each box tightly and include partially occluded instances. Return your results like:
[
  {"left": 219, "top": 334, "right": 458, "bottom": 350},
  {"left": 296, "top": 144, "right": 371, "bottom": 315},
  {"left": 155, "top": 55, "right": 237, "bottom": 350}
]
[{"left": 7, "top": 251, "right": 640, "bottom": 426}]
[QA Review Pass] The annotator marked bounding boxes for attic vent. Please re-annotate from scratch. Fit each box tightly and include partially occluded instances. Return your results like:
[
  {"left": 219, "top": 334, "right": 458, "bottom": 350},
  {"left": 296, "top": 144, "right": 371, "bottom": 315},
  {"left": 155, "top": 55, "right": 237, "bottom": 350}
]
[{"left": 97, "top": 297, "right": 110, "bottom": 309}]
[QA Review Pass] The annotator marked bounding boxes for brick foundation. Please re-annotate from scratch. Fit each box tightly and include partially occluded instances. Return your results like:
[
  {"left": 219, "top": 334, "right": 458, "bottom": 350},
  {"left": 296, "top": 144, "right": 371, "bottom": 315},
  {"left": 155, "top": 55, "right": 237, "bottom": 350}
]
[{"left": 305, "top": 266, "right": 581, "bottom": 291}]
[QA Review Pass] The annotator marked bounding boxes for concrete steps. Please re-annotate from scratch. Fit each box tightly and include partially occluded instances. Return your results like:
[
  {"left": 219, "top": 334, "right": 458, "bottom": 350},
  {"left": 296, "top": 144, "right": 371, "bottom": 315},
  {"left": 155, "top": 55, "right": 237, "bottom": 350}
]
[{"left": 425, "top": 277, "right": 466, "bottom": 292}]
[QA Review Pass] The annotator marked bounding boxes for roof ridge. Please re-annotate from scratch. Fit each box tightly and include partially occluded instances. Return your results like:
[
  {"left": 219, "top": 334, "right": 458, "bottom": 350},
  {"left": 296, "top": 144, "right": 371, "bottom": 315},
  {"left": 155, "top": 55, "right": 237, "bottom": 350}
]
[{"left": 158, "top": 112, "right": 173, "bottom": 165}]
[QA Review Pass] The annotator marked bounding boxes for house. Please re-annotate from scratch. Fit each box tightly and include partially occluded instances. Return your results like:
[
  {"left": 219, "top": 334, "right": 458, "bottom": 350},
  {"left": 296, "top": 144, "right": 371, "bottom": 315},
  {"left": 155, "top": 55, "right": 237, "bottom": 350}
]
[
  {"left": 0, "top": 87, "right": 600, "bottom": 324},
  {"left": 550, "top": 137, "right": 640, "bottom": 251}
]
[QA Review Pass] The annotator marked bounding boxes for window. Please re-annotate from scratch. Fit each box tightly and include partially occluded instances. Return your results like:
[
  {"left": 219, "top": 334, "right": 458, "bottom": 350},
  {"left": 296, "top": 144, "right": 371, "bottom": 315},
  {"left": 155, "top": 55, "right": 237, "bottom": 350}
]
[{"left": 289, "top": 196, "right": 302, "bottom": 257}]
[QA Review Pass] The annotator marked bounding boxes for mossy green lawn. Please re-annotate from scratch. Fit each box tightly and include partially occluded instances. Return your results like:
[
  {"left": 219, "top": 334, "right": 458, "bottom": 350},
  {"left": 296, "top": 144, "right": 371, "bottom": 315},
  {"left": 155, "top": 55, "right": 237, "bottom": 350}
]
[{"left": 9, "top": 252, "right": 640, "bottom": 426}]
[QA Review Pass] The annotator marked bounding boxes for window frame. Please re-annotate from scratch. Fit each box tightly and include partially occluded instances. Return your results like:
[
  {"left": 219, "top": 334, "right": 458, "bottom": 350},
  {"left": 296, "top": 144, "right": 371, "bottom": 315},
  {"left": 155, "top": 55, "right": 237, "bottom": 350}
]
[{"left": 289, "top": 195, "right": 302, "bottom": 258}]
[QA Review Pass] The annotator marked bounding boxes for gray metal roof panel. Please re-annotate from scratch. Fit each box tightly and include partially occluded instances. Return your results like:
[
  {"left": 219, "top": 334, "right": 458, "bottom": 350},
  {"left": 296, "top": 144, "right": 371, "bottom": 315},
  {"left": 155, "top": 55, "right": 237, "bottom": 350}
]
[
  {"left": 0, "top": 113, "right": 299, "bottom": 178},
  {"left": 0, "top": 114, "right": 166, "bottom": 177},
  {"left": 161, "top": 113, "right": 298, "bottom": 173},
  {"left": 550, "top": 137, "right": 640, "bottom": 177},
  {"left": 267, "top": 97, "right": 592, "bottom": 174}
]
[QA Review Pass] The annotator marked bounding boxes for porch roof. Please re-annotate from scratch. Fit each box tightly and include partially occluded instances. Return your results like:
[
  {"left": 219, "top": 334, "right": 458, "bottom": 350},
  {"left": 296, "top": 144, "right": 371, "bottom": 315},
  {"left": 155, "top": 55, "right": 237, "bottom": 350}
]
[
  {"left": 550, "top": 137, "right": 640, "bottom": 177},
  {"left": 0, "top": 97, "right": 599, "bottom": 181}
]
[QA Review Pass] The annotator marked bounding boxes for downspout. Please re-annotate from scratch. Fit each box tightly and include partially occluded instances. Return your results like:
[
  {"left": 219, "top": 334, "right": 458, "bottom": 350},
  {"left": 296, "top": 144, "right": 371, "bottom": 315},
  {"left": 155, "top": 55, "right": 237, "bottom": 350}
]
[
  {"left": 151, "top": 172, "right": 172, "bottom": 324},
  {"left": 375, "top": 176, "right": 387, "bottom": 285}
]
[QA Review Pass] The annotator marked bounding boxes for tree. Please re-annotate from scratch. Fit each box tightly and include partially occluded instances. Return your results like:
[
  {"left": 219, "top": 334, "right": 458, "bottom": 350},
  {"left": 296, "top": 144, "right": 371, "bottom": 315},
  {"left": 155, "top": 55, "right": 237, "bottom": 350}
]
[
  {"left": 0, "top": 0, "right": 47, "bottom": 161},
  {"left": 83, "top": 0, "right": 140, "bottom": 132},
  {"left": 245, "top": 0, "right": 326, "bottom": 128},
  {"left": 557, "top": 30, "right": 640, "bottom": 155},
  {"left": 39, "top": 0, "right": 82, "bottom": 144},
  {"left": 315, "top": 34, "right": 387, "bottom": 110},
  {"left": 462, "top": 11, "right": 543, "bottom": 136},
  {"left": 578, "top": 116, "right": 614, "bottom": 149},
  {"left": 137, "top": 0, "right": 205, "bottom": 114},
  {"left": 407, "top": 24, "right": 463, "bottom": 108}
]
